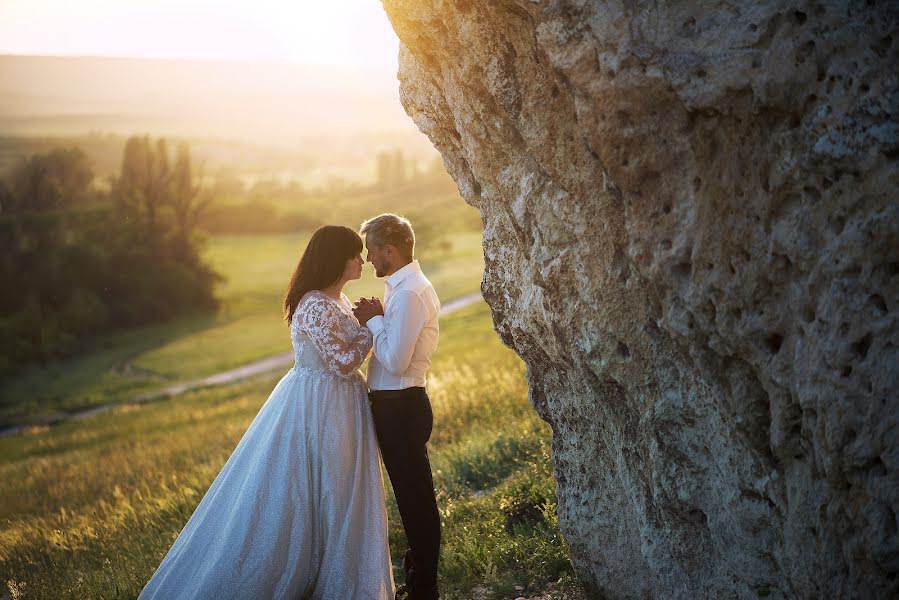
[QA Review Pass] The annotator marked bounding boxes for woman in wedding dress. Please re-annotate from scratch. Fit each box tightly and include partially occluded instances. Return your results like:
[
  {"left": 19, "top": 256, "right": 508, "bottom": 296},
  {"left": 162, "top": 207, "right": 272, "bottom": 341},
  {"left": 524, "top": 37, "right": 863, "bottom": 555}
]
[{"left": 139, "top": 225, "right": 394, "bottom": 600}]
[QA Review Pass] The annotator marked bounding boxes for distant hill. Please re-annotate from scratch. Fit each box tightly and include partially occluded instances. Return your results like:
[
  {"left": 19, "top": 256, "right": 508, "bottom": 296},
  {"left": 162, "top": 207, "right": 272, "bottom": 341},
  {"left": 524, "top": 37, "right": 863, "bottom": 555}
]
[
  {"left": 0, "top": 55, "right": 441, "bottom": 181},
  {"left": 0, "top": 55, "right": 419, "bottom": 141}
]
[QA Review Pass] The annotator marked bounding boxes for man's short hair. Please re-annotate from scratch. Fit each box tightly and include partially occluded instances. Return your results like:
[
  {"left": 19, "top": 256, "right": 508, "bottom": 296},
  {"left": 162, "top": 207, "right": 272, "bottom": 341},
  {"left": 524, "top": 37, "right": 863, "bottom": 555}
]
[{"left": 360, "top": 213, "right": 415, "bottom": 259}]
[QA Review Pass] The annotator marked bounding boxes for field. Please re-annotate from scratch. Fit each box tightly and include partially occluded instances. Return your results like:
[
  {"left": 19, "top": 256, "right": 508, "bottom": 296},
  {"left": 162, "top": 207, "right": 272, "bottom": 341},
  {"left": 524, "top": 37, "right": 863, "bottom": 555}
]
[
  {"left": 0, "top": 299, "right": 592, "bottom": 599},
  {"left": 0, "top": 222, "right": 593, "bottom": 599},
  {"left": 0, "top": 230, "right": 483, "bottom": 427}
]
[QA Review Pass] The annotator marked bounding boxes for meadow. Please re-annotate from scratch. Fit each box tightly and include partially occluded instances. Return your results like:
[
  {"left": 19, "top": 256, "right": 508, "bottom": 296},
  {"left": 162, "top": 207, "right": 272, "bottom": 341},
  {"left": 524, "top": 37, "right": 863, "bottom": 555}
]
[
  {"left": 0, "top": 229, "right": 483, "bottom": 428},
  {"left": 0, "top": 299, "right": 591, "bottom": 599},
  {"left": 0, "top": 212, "right": 594, "bottom": 598}
]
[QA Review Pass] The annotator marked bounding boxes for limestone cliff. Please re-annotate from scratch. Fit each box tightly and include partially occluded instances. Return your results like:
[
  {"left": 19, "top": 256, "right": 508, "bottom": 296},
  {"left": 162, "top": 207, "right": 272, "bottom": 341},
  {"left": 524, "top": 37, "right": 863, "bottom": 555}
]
[{"left": 381, "top": 1, "right": 898, "bottom": 597}]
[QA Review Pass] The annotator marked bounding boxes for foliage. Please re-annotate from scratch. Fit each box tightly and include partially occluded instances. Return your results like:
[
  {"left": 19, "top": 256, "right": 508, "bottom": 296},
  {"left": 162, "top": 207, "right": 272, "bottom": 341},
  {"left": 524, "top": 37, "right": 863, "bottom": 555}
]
[
  {"left": 0, "top": 139, "right": 219, "bottom": 378},
  {"left": 3, "top": 147, "right": 94, "bottom": 213}
]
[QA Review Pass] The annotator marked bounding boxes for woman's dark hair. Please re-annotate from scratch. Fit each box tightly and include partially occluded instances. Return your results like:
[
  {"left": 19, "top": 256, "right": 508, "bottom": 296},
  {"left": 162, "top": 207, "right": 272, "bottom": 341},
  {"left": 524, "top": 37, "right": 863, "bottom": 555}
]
[{"left": 284, "top": 225, "right": 363, "bottom": 324}]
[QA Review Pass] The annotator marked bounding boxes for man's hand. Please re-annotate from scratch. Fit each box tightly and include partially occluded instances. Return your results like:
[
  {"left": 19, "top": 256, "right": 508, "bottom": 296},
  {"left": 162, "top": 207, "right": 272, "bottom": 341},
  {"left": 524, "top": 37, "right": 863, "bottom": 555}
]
[{"left": 353, "top": 297, "right": 384, "bottom": 325}]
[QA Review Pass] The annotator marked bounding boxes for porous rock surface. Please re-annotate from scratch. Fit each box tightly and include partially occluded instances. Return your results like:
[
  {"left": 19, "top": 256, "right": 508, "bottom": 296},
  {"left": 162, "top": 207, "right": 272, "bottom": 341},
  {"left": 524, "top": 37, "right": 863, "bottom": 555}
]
[{"left": 381, "top": 1, "right": 898, "bottom": 597}]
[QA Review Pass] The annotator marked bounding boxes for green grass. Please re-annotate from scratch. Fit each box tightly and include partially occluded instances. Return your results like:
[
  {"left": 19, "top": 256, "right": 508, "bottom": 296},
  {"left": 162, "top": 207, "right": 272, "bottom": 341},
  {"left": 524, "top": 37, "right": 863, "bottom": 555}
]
[
  {"left": 0, "top": 230, "right": 483, "bottom": 426},
  {"left": 0, "top": 302, "right": 591, "bottom": 599}
]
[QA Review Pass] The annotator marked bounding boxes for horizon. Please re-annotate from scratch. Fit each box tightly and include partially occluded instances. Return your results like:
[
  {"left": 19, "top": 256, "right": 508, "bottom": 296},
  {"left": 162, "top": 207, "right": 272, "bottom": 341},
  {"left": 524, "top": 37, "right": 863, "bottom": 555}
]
[
  {"left": 0, "top": 52, "right": 399, "bottom": 75},
  {"left": 0, "top": 53, "right": 422, "bottom": 143}
]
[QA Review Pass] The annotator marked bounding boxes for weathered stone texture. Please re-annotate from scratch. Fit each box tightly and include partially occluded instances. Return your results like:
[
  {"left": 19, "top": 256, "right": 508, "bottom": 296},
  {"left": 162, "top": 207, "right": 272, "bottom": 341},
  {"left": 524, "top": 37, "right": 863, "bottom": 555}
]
[{"left": 381, "top": 0, "right": 898, "bottom": 597}]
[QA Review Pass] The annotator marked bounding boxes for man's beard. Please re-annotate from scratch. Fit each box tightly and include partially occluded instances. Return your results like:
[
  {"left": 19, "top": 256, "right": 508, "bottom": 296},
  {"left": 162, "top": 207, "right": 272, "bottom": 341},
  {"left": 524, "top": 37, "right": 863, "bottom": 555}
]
[{"left": 375, "top": 267, "right": 387, "bottom": 278}]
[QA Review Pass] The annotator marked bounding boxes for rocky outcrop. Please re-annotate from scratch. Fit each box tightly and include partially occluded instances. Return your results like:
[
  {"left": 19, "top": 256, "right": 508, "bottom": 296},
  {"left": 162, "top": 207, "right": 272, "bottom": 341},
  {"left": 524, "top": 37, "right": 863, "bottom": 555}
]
[{"left": 381, "top": 0, "right": 898, "bottom": 597}]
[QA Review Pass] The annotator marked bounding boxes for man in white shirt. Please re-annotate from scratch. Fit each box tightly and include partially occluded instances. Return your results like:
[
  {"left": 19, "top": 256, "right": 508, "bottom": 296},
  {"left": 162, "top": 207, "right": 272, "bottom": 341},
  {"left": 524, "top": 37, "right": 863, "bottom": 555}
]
[{"left": 353, "top": 213, "right": 441, "bottom": 600}]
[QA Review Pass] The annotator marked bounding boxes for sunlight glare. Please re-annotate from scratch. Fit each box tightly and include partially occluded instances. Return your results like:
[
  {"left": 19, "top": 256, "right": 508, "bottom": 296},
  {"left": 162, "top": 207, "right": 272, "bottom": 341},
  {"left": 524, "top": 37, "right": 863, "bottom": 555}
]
[{"left": 0, "top": 0, "right": 398, "bottom": 71}]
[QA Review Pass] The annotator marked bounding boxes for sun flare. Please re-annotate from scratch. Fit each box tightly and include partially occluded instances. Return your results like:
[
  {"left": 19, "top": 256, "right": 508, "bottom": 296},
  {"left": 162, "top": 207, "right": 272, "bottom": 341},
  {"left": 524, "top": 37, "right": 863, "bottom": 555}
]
[{"left": 0, "top": 0, "right": 398, "bottom": 71}]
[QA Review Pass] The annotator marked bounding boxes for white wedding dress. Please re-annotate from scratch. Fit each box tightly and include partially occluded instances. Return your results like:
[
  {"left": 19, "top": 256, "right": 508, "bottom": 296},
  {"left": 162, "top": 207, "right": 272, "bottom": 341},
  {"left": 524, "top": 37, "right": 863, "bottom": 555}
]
[{"left": 139, "top": 291, "right": 394, "bottom": 600}]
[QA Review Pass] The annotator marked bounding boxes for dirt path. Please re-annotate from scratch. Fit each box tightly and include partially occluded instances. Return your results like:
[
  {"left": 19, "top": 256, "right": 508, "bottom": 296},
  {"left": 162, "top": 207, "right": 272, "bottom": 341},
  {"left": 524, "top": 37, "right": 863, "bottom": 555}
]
[{"left": 1, "top": 293, "right": 485, "bottom": 437}]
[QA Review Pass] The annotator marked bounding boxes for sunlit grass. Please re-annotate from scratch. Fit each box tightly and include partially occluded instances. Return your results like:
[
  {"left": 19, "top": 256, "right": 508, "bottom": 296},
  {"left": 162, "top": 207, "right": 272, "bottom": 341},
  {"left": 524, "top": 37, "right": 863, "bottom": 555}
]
[
  {"left": 0, "top": 302, "right": 589, "bottom": 599},
  {"left": 131, "top": 312, "right": 291, "bottom": 379}
]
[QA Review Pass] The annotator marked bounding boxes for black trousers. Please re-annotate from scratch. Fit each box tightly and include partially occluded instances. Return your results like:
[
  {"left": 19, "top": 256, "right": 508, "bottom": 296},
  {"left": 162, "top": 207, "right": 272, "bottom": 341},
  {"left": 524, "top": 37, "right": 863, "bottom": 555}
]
[{"left": 369, "top": 387, "right": 440, "bottom": 599}]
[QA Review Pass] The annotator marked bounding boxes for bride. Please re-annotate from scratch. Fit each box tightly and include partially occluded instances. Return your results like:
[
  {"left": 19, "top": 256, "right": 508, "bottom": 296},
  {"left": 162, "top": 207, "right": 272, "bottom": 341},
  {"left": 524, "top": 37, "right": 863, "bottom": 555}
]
[{"left": 139, "top": 225, "right": 394, "bottom": 599}]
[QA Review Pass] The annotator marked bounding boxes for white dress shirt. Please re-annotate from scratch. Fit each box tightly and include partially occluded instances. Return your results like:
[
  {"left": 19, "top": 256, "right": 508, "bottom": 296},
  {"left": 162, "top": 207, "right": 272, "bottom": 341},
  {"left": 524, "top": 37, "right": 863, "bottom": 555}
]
[{"left": 366, "top": 260, "right": 440, "bottom": 391}]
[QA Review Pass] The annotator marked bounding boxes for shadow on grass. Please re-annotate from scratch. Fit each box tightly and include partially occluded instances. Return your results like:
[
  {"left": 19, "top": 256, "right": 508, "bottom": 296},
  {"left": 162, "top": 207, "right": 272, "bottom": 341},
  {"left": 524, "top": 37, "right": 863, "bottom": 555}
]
[{"left": 0, "top": 310, "right": 219, "bottom": 428}]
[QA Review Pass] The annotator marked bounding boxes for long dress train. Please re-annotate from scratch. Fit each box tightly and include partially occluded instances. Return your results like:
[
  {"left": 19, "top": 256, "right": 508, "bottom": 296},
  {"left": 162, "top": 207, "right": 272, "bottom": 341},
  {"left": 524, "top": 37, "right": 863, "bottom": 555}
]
[{"left": 139, "top": 291, "right": 394, "bottom": 599}]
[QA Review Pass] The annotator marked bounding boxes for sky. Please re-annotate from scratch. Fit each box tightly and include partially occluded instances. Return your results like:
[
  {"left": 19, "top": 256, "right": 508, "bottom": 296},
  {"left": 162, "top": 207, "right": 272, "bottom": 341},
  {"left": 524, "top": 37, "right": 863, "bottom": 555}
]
[{"left": 0, "top": 0, "right": 399, "bottom": 72}]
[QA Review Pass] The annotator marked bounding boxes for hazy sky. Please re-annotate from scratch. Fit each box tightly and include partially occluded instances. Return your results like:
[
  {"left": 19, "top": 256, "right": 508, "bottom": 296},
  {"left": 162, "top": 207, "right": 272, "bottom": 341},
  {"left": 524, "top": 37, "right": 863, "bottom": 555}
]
[{"left": 0, "top": 0, "right": 399, "bottom": 71}]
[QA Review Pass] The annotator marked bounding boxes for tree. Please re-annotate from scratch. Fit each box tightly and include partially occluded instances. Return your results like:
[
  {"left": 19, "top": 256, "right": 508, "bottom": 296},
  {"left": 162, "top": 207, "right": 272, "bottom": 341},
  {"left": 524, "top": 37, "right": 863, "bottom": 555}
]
[
  {"left": 375, "top": 148, "right": 408, "bottom": 190},
  {"left": 0, "top": 180, "right": 12, "bottom": 215},
  {"left": 0, "top": 139, "right": 219, "bottom": 376},
  {"left": 149, "top": 137, "right": 170, "bottom": 228},
  {"left": 392, "top": 148, "right": 406, "bottom": 188},
  {"left": 115, "top": 136, "right": 151, "bottom": 225},
  {"left": 113, "top": 136, "right": 204, "bottom": 236},
  {"left": 7, "top": 148, "right": 94, "bottom": 213},
  {"left": 376, "top": 151, "right": 392, "bottom": 189},
  {"left": 170, "top": 142, "right": 209, "bottom": 239}
]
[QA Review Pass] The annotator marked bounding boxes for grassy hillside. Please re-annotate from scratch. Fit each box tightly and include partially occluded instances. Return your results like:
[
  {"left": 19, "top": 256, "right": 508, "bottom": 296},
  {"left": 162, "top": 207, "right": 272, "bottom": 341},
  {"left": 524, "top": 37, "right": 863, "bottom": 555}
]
[{"left": 0, "top": 302, "right": 589, "bottom": 599}]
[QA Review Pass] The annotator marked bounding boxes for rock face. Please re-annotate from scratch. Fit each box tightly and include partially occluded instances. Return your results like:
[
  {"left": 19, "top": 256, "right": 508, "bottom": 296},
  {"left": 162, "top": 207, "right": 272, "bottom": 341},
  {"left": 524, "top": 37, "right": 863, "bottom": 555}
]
[{"left": 381, "top": 0, "right": 898, "bottom": 597}]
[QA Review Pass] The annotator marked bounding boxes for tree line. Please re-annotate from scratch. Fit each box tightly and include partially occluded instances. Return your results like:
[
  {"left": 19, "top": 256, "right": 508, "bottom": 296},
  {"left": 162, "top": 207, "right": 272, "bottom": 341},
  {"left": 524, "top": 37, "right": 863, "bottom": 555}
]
[
  {"left": 0, "top": 137, "right": 218, "bottom": 376},
  {"left": 197, "top": 151, "right": 451, "bottom": 235}
]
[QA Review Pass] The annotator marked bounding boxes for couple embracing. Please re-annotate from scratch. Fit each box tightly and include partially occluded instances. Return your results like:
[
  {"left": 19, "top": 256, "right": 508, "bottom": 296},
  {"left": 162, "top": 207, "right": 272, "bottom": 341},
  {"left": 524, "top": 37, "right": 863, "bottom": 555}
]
[{"left": 140, "top": 214, "right": 441, "bottom": 600}]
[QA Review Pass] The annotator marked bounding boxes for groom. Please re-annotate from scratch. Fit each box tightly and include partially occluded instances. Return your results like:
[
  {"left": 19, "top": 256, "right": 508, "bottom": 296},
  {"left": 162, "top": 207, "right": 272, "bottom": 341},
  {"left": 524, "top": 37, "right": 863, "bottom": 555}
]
[{"left": 353, "top": 213, "right": 441, "bottom": 600}]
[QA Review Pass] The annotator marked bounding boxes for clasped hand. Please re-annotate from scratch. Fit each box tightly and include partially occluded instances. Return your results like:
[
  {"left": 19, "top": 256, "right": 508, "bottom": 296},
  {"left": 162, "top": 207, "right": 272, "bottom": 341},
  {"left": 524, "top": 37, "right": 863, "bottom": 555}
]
[{"left": 353, "top": 297, "right": 384, "bottom": 325}]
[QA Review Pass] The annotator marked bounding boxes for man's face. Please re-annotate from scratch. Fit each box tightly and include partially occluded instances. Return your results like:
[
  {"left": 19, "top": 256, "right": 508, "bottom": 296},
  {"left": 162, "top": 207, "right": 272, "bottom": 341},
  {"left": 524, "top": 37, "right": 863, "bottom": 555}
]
[{"left": 366, "top": 242, "right": 392, "bottom": 278}]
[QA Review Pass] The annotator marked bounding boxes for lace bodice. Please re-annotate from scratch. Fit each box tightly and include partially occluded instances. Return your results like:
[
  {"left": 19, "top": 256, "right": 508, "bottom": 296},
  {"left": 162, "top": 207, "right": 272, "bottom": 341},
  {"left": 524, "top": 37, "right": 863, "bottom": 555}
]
[{"left": 290, "top": 291, "right": 373, "bottom": 379}]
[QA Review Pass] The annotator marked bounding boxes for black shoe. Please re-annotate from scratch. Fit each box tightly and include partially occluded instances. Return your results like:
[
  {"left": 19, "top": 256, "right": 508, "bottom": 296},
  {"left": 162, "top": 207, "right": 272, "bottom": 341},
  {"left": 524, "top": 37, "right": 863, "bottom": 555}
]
[
  {"left": 403, "top": 549, "right": 416, "bottom": 593},
  {"left": 397, "top": 549, "right": 414, "bottom": 600},
  {"left": 394, "top": 583, "right": 410, "bottom": 600},
  {"left": 408, "top": 582, "right": 439, "bottom": 600},
  {"left": 402, "top": 549, "right": 414, "bottom": 579}
]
